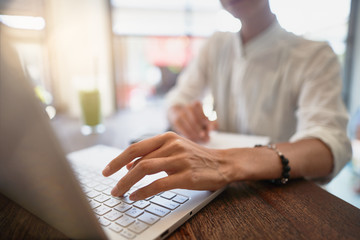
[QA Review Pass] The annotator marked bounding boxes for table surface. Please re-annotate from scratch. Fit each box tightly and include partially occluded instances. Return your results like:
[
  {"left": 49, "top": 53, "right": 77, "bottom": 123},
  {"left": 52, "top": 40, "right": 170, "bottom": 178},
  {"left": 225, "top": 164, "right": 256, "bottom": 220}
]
[{"left": 1, "top": 108, "right": 360, "bottom": 239}]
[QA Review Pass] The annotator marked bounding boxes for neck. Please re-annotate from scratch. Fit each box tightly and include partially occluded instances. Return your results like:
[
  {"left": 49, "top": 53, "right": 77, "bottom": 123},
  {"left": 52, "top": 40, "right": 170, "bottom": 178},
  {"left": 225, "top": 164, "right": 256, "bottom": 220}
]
[{"left": 240, "top": 7, "right": 276, "bottom": 45}]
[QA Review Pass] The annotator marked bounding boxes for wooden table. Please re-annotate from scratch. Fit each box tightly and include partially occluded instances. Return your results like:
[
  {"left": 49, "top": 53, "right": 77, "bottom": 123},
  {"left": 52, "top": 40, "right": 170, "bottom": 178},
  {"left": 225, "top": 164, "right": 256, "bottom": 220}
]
[
  {"left": 1, "top": 110, "right": 360, "bottom": 239},
  {"left": 1, "top": 179, "right": 359, "bottom": 239}
]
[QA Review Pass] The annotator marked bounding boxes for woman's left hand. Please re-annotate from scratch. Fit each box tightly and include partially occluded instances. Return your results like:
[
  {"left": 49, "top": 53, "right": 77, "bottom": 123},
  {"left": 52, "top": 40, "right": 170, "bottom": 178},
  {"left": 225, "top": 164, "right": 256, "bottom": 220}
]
[{"left": 102, "top": 132, "right": 234, "bottom": 201}]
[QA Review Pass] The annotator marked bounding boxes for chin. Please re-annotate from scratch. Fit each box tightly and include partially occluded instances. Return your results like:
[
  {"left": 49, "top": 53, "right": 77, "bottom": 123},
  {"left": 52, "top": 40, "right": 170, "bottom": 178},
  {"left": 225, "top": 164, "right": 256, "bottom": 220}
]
[
  {"left": 222, "top": 0, "right": 247, "bottom": 18},
  {"left": 227, "top": 0, "right": 246, "bottom": 7}
]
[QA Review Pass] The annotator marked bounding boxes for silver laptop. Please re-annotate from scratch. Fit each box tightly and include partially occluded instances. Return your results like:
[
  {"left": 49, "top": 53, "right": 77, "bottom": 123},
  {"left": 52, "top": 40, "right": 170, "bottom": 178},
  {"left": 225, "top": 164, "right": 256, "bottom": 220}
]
[{"left": 0, "top": 35, "right": 227, "bottom": 240}]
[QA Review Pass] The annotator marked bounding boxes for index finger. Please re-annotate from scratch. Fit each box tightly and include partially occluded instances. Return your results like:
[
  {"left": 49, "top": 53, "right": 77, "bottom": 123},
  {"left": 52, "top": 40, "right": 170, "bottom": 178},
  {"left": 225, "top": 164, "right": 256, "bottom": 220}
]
[
  {"left": 102, "top": 132, "right": 175, "bottom": 176},
  {"left": 191, "top": 102, "right": 210, "bottom": 128},
  {"left": 191, "top": 102, "right": 211, "bottom": 140}
]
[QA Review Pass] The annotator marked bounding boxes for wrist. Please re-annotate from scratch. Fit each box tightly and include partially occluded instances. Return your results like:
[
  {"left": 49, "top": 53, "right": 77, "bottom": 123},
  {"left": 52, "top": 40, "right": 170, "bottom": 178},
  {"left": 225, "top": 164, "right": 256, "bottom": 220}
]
[
  {"left": 220, "top": 147, "right": 284, "bottom": 182},
  {"left": 217, "top": 148, "right": 254, "bottom": 183},
  {"left": 255, "top": 144, "right": 291, "bottom": 184}
]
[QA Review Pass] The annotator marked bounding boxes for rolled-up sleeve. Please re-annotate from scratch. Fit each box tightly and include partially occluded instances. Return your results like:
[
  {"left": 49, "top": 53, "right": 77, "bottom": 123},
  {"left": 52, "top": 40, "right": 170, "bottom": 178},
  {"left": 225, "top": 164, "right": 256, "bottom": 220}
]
[{"left": 290, "top": 44, "right": 352, "bottom": 181}]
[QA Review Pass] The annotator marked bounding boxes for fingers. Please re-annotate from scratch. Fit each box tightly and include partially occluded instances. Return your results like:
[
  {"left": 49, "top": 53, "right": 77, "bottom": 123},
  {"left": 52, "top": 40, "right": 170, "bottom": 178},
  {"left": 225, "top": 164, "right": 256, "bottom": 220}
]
[
  {"left": 126, "top": 134, "right": 180, "bottom": 171},
  {"left": 187, "top": 102, "right": 211, "bottom": 141},
  {"left": 209, "top": 120, "right": 218, "bottom": 131},
  {"left": 173, "top": 110, "right": 200, "bottom": 141},
  {"left": 111, "top": 149, "right": 187, "bottom": 197},
  {"left": 129, "top": 174, "right": 185, "bottom": 201},
  {"left": 126, "top": 161, "right": 134, "bottom": 170},
  {"left": 192, "top": 101, "right": 209, "bottom": 127},
  {"left": 170, "top": 102, "right": 210, "bottom": 142},
  {"left": 103, "top": 132, "right": 175, "bottom": 177},
  {"left": 111, "top": 157, "right": 172, "bottom": 197}
]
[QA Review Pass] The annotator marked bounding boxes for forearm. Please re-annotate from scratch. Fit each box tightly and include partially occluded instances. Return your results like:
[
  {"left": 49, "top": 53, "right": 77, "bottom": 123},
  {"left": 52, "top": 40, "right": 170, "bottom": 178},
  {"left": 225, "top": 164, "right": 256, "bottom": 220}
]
[{"left": 221, "top": 138, "right": 333, "bottom": 182}]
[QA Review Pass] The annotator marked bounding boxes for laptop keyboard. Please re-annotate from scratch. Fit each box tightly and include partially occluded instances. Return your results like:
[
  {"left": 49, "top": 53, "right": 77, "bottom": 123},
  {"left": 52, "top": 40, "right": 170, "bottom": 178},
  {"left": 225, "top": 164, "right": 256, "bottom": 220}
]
[{"left": 71, "top": 164, "right": 189, "bottom": 239}]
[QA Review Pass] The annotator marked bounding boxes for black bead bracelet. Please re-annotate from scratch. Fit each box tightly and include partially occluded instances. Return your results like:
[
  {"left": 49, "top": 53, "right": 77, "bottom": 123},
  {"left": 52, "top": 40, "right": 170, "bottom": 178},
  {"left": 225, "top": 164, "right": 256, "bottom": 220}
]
[{"left": 255, "top": 144, "right": 291, "bottom": 185}]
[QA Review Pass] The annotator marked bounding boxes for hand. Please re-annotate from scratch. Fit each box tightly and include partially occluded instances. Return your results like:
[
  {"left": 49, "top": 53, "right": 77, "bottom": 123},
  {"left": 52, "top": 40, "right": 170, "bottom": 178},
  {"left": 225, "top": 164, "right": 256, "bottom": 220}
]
[
  {"left": 102, "top": 132, "right": 232, "bottom": 201},
  {"left": 168, "top": 101, "right": 216, "bottom": 143}
]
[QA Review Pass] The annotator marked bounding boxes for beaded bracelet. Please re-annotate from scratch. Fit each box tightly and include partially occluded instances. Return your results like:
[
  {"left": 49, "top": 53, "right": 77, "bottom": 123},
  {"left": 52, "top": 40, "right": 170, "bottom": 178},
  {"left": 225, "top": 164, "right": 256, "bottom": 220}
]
[{"left": 255, "top": 144, "right": 291, "bottom": 185}]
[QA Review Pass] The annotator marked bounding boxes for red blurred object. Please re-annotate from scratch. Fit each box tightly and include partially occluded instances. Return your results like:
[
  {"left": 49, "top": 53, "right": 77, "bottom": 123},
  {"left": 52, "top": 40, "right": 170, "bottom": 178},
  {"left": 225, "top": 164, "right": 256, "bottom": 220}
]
[{"left": 145, "top": 36, "right": 204, "bottom": 67}]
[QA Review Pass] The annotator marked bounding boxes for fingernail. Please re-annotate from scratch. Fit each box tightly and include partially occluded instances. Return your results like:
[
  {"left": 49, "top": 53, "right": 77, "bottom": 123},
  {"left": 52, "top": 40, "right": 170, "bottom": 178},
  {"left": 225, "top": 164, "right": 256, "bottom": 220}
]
[
  {"left": 111, "top": 186, "right": 120, "bottom": 196},
  {"left": 129, "top": 163, "right": 135, "bottom": 170},
  {"left": 130, "top": 192, "right": 139, "bottom": 201},
  {"left": 102, "top": 165, "right": 110, "bottom": 176}
]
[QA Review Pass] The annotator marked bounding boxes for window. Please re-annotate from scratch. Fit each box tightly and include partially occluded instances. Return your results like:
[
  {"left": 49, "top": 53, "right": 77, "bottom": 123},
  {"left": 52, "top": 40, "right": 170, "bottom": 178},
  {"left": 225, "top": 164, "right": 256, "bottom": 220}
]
[
  {"left": 111, "top": 0, "right": 240, "bottom": 109},
  {"left": 111, "top": 0, "right": 351, "bottom": 111},
  {"left": 270, "top": 0, "right": 351, "bottom": 62},
  {"left": 0, "top": 1, "right": 55, "bottom": 118}
]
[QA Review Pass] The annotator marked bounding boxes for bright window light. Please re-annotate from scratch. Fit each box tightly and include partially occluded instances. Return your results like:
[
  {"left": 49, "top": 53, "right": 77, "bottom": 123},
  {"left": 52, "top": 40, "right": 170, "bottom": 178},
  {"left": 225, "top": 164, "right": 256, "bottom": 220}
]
[
  {"left": 269, "top": 0, "right": 351, "bottom": 55},
  {"left": 216, "top": 9, "right": 241, "bottom": 33},
  {"left": 270, "top": 0, "right": 350, "bottom": 35},
  {"left": 0, "top": 15, "right": 45, "bottom": 30}
]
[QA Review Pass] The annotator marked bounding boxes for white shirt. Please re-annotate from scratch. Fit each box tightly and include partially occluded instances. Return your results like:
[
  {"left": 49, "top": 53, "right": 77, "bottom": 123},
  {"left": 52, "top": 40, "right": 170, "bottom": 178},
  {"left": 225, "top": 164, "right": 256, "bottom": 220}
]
[{"left": 166, "top": 21, "right": 351, "bottom": 181}]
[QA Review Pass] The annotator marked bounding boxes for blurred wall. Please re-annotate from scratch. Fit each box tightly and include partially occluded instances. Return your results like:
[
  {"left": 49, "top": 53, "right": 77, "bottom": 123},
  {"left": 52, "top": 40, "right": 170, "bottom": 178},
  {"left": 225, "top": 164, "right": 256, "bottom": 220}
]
[
  {"left": 349, "top": 1, "right": 360, "bottom": 117},
  {"left": 46, "top": 0, "right": 115, "bottom": 117}
]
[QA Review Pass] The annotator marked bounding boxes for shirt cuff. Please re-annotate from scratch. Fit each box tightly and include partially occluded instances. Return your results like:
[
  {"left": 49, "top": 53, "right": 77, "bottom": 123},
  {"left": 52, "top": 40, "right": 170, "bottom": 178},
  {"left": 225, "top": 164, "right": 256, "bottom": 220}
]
[{"left": 290, "top": 126, "right": 352, "bottom": 183}]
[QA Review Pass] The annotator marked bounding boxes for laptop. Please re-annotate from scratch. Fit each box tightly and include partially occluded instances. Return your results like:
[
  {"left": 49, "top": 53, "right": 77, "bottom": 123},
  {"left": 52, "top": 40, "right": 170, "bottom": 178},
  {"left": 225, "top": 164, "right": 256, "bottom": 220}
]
[{"left": 0, "top": 31, "right": 268, "bottom": 239}]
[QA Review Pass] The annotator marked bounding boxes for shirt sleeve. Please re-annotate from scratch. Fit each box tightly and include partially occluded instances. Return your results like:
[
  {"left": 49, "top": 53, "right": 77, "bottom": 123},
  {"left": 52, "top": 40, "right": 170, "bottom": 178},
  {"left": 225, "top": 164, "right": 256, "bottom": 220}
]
[
  {"left": 165, "top": 34, "right": 215, "bottom": 110},
  {"left": 290, "top": 43, "right": 352, "bottom": 182}
]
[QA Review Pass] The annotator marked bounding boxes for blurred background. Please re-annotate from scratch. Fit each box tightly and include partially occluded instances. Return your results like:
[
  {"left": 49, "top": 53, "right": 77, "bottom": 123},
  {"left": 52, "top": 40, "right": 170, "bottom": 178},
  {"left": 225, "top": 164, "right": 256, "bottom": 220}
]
[
  {"left": 1, "top": 0, "right": 359, "bottom": 208},
  {"left": 1, "top": 0, "right": 358, "bottom": 125}
]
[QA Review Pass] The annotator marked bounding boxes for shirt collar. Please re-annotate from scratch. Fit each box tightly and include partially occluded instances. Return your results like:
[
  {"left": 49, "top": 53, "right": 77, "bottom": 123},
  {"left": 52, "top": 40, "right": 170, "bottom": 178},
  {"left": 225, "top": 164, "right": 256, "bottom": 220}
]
[{"left": 237, "top": 19, "right": 285, "bottom": 58}]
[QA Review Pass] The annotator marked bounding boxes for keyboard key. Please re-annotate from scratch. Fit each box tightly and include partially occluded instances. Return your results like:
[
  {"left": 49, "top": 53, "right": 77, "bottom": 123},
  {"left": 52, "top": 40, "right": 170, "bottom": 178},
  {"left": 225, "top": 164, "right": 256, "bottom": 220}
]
[
  {"left": 145, "top": 204, "right": 170, "bottom": 217},
  {"left": 81, "top": 186, "right": 92, "bottom": 193},
  {"left": 128, "top": 221, "right": 148, "bottom": 234},
  {"left": 116, "top": 215, "right": 135, "bottom": 227},
  {"left": 160, "top": 191, "right": 176, "bottom": 200},
  {"left": 94, "top": 175, "right": 106, "bottom": 182},
  {"left": 150, "top": 196, "right": 179, "bottom": 210},
  {"left": 133, "top": 181, "right": 146, "bottom": 188},
  {"left": 172, "top": 195, "right": 189, "bottom": 204},
  {"left": 101, "top": 178, "right": 115, "bottom": 185},
  {"left": 119, "top": 195, "right": 135, "bottom": 204},
  {"left": 145, "top": 196, "right": 154, "bottom": 201},
  {"left": 93, "top": 205, "right": 111, "bottom": 216},
  {"left": 104, "top": 198, "right": 122, "bottom": 208},
  {"left": 98, "top": 217, "right": 111, "bottom": 227},
  {"left": 94, "top": 194, "right": 111, "bottom": 203},
  {"left": 79, "top": 178, "right": 92, "bottom": 185},
  {"left": 109, "top": 223, "right": 123, "bottom": 233},
  {"left": 127, "top": 187, "right": 138, "bottom": 194},
  {"left": 120, "top": 229, "right": 136, "bottom": 239},
  {"left": 89, "top": 200, "right": 101, "bottom": 209},
  {"left": 125, "top": 207, "right": 144, "bottom": 218},
  {"left": 102, "top": 188, "right": 112, "bottom": 196},
  {"left": 114, "top": 202, "right": 132, "bottom": 213},
  {"left": 133, "top": 200, "right": 150, "bottom": 209},
  {"left": 94, "top": 184, "right": 109, "bottom": 192},
  {"left": 87, "top": 190, "right": 101, "bottom": 199},
  {"left": 85, "top": 181, "right": 99, "bottom": 188},
  {"left": 138, "top": 212, "right": 160, "bottom": 225},
  {"left": 104, "top": 210, "right": 123, "bottom": 221}
]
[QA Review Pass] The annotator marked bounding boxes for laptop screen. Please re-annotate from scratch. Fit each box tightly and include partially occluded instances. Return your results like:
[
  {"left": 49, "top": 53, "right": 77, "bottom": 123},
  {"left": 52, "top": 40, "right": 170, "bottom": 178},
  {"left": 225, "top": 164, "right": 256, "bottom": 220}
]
[{"left": 0, "top": 25, "right": 106, "bottom": 239}]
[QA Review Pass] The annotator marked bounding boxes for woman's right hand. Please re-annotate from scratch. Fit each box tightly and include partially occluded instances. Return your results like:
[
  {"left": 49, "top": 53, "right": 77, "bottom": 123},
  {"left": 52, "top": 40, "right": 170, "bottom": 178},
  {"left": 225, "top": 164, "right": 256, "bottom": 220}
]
[{"left": 167, "top": 101, "right": 217, "bottom": 143}]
